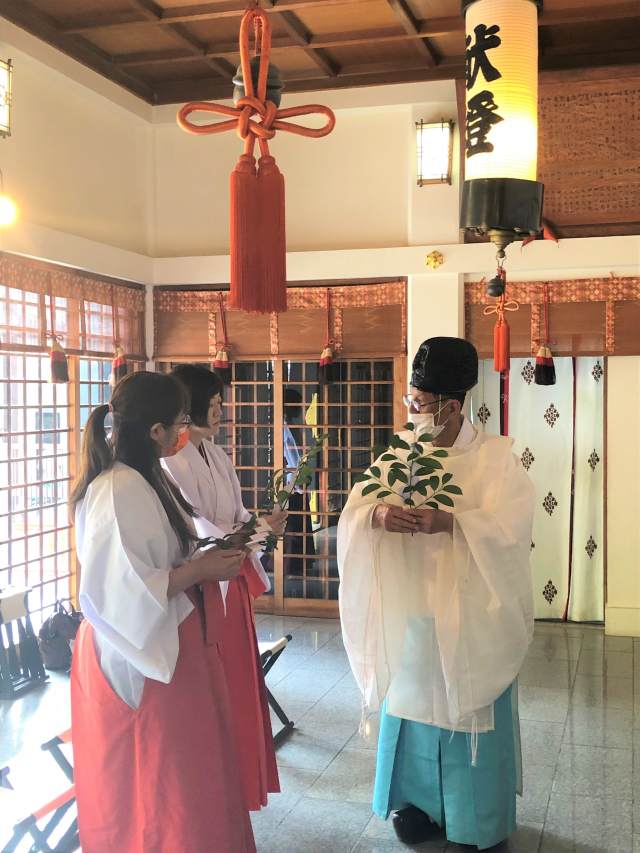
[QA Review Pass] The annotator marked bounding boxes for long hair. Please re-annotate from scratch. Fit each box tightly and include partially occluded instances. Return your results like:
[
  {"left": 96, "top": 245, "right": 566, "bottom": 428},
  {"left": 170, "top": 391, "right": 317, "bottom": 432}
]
[
  {"left": 70, "top": 371, "right": 196, "bottom": 556},
  {"left": 171, "top": 364, "right": 224, "bottom": 427}
]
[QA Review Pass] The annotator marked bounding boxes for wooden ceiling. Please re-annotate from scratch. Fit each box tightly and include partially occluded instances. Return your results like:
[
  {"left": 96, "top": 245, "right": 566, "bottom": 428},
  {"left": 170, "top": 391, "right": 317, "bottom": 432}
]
[{"left": 1, "top": 0, "right": 639, "bottom": 105}]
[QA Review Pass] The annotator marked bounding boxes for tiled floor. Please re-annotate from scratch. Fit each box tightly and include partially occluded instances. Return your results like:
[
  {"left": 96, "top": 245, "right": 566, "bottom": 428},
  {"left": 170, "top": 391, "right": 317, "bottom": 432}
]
[{"left": 1, "top": 617, "right": 638, "bottom": 852}]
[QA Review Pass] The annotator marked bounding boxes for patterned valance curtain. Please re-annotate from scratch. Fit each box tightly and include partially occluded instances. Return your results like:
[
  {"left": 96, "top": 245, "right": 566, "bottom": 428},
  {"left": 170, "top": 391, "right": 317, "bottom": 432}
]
[
  {"left": 466, "top": 276, "right": 640, "bottom": 357},
  {"left": 0, "top": 252, "right": 146, "bottom": 360},
  {"left": 153, "top": 281, "right": 407, "bottom": 360}
]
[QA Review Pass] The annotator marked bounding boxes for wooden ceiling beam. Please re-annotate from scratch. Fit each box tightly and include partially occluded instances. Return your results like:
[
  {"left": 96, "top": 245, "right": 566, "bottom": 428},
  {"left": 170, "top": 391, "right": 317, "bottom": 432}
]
[
  {"left": 0, "top": 0, "right": 155, "bottom": 101},
  {"left": 117, "top": 24, "right": 464, "bottom": 68},
  {"left": 126, "top": 0, "right": 234, "bottom": 78},
  {"left": 61, "top": 1, "right": 640, "bottom": 37},
  {"left": 152, "top": 57, "right": 464, "bottom": 105},
  {"left": 385, "top": 0, "right": 438, "bottom": 65},
  {"left": 277, "top": 11, "right": 340, "bottom": 78},
  {"left": 61, "top": 0, "right": 373, "bottom": 33}
]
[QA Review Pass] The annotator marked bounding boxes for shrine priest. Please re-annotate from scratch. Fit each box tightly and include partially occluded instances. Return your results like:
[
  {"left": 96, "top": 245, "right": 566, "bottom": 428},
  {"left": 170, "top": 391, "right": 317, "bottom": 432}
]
[{"left": 337, "top": 337, "right": 535, "bottom": 850}]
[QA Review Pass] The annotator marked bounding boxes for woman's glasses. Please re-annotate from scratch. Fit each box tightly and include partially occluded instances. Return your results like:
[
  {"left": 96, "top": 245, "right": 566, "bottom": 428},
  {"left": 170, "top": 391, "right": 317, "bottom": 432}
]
[{"left": 175, "top": 415, "right": 192, "bottom": 434}]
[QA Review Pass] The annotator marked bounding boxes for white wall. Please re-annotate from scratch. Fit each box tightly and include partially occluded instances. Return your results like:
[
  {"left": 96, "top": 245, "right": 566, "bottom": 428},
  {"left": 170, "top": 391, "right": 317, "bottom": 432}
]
[
  {"left": 152, "top": 106, "right": 411, "bottom": 257},
  {"left": 0, "top": 22, "right": 152, "bottom": 256}
]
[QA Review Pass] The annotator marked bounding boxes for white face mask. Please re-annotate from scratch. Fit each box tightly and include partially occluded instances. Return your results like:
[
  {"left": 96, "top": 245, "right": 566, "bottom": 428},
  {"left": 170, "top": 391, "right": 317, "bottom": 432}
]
[{"left": 408, "top": 399, "right": 449, "bottom": 439}]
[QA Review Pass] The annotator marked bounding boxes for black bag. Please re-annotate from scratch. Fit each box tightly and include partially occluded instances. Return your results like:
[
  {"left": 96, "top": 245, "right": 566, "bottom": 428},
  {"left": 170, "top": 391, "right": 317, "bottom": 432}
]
[{"left": 38, "top": 600, "right": 83, "bottom": 671}]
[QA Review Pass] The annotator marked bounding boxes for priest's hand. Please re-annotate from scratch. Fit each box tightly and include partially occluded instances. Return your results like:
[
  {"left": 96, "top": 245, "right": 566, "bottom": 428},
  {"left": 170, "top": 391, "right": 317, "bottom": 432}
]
[
  {"left": 264, "top": 507, "right": 289, "bottom": 537},
  {"left": 410, "top": 508, "right": 454, "bottom": 535},
  {"left": 372, "top": 504, "right": 419, "bottom": 533}
]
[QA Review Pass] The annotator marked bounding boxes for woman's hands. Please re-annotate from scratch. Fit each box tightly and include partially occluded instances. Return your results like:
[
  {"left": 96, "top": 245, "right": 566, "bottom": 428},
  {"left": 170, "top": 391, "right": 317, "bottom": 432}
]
[
  {"left": 194, "top": 547, "right": 244, "bottom": 582},
  {"left": 168, "top": 547, "right": 244, "bottom": 597},
  {"left": 263, "top": 507, "right": 288, "bottom": 537}
]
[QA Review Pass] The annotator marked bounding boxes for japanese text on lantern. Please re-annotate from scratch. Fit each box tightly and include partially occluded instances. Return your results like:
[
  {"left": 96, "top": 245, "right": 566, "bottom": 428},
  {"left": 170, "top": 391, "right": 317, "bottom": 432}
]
[{"left": 465, "top": 23, "right": 503, "bottom": 157}]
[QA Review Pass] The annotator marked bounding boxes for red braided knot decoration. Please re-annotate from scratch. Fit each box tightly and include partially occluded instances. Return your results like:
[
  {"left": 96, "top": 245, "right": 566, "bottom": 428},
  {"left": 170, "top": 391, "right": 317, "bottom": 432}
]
[{"left": 177, "top": 7, "right": 335, "bottom": 313}]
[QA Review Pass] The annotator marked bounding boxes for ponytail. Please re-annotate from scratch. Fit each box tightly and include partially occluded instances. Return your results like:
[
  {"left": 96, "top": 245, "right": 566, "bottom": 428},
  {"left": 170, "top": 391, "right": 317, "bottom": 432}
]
[{"left": 70, "top": 404, "right": 112, "bottom": 512}]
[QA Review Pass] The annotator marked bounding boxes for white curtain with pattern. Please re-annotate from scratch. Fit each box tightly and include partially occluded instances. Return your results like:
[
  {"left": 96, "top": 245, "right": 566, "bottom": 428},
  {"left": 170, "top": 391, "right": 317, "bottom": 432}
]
[{"left": 469, "top": 357, "right": 604, "bottom": 621}]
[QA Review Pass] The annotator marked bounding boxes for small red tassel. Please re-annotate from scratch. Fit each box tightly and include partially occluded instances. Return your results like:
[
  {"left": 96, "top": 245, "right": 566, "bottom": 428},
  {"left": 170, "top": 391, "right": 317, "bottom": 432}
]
[
  {"left": 319, "top": 342, "right": 334, "bottom": 385},
  {"left": 109, "top": 346, "right": 128, "bottom": 388},
  {"left": 229, "top": 153, "right": 259, "bottom": 312},
  {"left": 213, "top": 347, "right": 230, "bottom": 370},
  {"left": 49, "top": 339, "right": 69, "bottom": 384},
  {"left": 494, "top": 316, "right": 510, "bottom": 374}
]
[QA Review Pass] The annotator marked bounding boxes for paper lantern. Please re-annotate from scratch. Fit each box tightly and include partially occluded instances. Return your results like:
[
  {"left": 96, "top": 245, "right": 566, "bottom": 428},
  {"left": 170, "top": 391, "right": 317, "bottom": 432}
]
[{"left": 460, "top": 0, "right": 544, "bottom": 253}]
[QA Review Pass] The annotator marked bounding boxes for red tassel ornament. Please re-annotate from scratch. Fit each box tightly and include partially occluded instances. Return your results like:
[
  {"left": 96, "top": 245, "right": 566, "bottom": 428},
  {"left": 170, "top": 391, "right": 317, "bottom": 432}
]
[
  {"left": 483, "top": 268, "right": 519, "bottom": 375},
  {"left": 49, "top": 338, "right": 69, "bottom": 384},
  {"left": 109, "top": 345, "right": 128, "bottom": 388},
  {"left": 213, "top": 293, "right": 232, "bottom": 385},
  {"left": 177, "top": 6, "right": 335, "bottom": 314}
]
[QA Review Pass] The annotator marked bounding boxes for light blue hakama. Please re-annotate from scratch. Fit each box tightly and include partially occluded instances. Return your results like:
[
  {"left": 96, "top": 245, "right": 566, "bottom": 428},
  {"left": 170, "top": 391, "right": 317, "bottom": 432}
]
[{"left": 373, "top": 684, "right": 520, "bottom": 851}]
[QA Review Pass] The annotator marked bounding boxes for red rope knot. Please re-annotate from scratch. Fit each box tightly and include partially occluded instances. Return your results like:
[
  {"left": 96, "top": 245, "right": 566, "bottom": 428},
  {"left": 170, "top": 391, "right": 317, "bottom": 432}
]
[
  {"left": 176, "top": 8, "right": 335, "bottom": 157},
  {"left": 483, "top": 296, "right": 520, "bottom": 322}
]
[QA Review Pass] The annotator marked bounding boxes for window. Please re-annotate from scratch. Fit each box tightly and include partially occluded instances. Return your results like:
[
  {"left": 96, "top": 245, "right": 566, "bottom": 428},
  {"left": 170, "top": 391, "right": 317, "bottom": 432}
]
[
  {"left": 0, "top": 353, "right": 73, "bottom": 626},
  {"left": 79, "top": 358, "right": 112, "bottom": 428},
  {"left": 165, "top": 355, "right": 403, "bottom": 616}
]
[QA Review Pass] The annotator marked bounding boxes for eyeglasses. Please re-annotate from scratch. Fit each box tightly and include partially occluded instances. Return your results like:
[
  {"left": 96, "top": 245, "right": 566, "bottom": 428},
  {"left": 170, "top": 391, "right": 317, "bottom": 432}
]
[
  {"left": 175, "top": 415, "right": 192, "bottom": 434},
  {"left": 402, "top": 394, "right": 441, "bottom": 413}
]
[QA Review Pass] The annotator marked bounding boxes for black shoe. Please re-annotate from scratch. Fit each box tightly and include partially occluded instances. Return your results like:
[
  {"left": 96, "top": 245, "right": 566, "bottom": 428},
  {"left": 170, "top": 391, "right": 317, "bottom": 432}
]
[{"left": 392, "top": 805, "right": 439, "bottom": 845}]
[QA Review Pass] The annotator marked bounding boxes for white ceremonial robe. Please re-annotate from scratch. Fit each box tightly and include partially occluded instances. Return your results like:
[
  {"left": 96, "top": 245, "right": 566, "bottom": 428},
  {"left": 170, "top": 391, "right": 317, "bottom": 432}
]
[
  {"left": 75, "top": 462, "right": 194, "bottom": 708},
  {"left": 337, "top": 417, "right": 535, "bottom": 733},
  {"left": 162, "top": 439, "right": 270, "bottom": 594}
]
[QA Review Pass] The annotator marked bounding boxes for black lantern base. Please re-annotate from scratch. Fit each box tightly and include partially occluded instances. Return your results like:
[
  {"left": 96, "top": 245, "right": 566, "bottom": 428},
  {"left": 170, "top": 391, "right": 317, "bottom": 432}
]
[{"left": 460, "top": 178, "right": 544, "bottom": 254}]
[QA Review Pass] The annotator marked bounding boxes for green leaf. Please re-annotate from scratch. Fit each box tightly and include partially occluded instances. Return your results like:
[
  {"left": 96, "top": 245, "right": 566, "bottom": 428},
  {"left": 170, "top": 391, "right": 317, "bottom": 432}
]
[
  {"left": 405, "top": 498, "right": 415, "bottom": 507},
  {"left": 381, "top": 453, "right": 396, "bottom": 461},
  {"left": 443, "top": 484, "right": 463, "bottom": 495},
  {"left": 434, "top": 494, "right": 455, "bottom": 507},
  {"left": 428, "top": 476, "right": 440, "bottom": 490},
  {"left": 362, "top": 482, "right": 381, "bottom": 496},
  {"left": 418, "top": 432, "right": 435, "bottom": 443},
  {"left": 403, "top": 422, "right": 414, "bottom": 431},
  {"left": 417, "top": 458, "right": 443, "bottom": 471},
  {"left": 388, "top": 469, "right": 398, "bottom": 487},
  {"left": 426, "top": 501, "right": 439, "bottom": 510},
  {"left": 390, "top": 461, "right": 408, "bottom": 470},
  {"left": 407, "top": 451, "right": 420, "bottom": 462},
  {"left": 352, "top": 473, "right": 369, "bottom": 484},
  {"left": 395, "top": 469, "right": 409, "bottom": 484},
  {"left": 431, "top": 449, "right": 449, "bottom": 458},
  {"left": 414, "top": 480, "right": 430, "bottom": 496},
  {"left": 395, "top": 438, "right": 411, "bottom": 451},
  {"left": 370, "top": 466, "right": 381, "bottom": 478},
  {"left": 377, "top": 490, "right": 392, "bottom": 499},
  {"left": 442, "top": 473, "right": 453, "bottom": 485}
]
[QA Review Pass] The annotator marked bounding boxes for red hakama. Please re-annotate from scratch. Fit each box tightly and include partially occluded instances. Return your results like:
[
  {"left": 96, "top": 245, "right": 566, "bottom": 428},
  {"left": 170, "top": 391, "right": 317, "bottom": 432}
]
[
  {"left": 71, "top": 585, "right": 256, "bottom": 853},
  {"left": 219, "top": 559, "right": 280, "bottom": 810}
]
